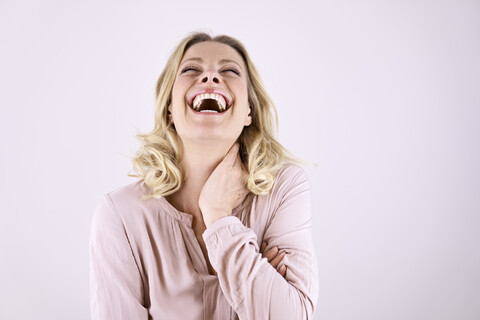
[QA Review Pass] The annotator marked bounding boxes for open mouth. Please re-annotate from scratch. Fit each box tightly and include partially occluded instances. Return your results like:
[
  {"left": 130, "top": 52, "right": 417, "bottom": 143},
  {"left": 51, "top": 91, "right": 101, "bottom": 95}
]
[{"left": 189, "top": 93, "right": 231, "bottom": 114}]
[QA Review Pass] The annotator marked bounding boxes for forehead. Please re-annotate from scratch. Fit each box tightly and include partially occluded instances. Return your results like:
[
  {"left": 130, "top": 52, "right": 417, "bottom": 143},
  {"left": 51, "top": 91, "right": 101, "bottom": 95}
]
[{"left": 181, "top": 41, "right": 246, "bottom": 69}]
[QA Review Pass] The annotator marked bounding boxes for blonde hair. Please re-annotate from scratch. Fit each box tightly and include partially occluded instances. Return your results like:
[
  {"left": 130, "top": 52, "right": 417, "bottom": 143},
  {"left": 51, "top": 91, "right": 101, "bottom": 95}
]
[{"left": 130, "top": 32, "right": 301, "bottom": 199}]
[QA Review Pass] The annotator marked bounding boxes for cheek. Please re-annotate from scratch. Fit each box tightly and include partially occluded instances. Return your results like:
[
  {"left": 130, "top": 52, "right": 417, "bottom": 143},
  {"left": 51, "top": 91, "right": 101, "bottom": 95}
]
[
  {"left": 170, "top": 86, "right": 189, "bottom": 114},
  {"left": 234, "top": 85, "right": 249, "bottom": 106},
  {"left": 171, "top": 79, "right": 187, "bottom": 102},
  {"left": 170, "top": 105, "right": 185, "bottom": 122}
]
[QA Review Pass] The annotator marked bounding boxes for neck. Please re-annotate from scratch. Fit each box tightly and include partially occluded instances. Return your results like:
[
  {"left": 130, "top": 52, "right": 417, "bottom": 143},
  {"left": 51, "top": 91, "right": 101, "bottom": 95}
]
[{"left": 167, "top": 139, "right": 232, "bottom": 216}]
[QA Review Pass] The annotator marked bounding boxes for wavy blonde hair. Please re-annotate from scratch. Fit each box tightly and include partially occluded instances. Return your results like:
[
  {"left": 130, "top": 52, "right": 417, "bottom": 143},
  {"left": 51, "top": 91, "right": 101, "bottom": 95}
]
[{"left": 130, "top": 32, "right": 300, "bottom": 199}]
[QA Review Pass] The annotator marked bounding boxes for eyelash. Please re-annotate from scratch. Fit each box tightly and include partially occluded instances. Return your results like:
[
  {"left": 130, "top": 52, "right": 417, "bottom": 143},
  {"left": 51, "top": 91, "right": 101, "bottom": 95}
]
[
  {"left": 180, "top": 66, "right": 240, "bottom": 76},
  {"left": 223, "top": 68, "right": 240, "bottom": 75},
  {"left": 181, "top": 66, "right": 199, "bottom": 73}
]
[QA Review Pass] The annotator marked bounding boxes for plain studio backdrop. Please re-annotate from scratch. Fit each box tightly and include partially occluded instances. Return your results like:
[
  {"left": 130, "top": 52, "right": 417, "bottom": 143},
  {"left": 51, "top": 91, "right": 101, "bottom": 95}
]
[{"left": 1, "top": 0, "right": 479, "bottom": 319}]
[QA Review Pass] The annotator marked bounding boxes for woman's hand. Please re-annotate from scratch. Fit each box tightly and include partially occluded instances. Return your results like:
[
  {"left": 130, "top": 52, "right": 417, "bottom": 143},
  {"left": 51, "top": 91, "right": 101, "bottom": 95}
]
[
  {"left": 199, "top": 143, "right": 250, "bottom": 227},
  {"left": 260, "top": 241, "right": 287, "bottom": 278}
]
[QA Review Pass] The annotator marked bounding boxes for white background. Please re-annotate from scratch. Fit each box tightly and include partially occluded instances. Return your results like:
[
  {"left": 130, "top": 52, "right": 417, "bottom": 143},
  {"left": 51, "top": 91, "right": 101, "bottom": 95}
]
[{"left": 1, "top": 0, "right": 479, "bottom": 319}]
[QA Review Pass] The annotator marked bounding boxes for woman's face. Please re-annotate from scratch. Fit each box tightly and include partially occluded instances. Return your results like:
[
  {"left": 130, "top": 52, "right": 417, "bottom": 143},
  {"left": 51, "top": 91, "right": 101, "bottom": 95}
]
[{"left": 169, "top": 41, "right": 251, "bottom": 146}]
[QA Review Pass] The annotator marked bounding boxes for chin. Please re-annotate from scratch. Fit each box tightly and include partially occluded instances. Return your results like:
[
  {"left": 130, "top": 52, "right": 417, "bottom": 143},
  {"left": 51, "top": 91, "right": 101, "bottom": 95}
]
[
  {"left": 191, "top": 134, "right": 236, "bottom": 144},
  {"left": 178, "top": 125, "right": 243, "bottom": 145}
]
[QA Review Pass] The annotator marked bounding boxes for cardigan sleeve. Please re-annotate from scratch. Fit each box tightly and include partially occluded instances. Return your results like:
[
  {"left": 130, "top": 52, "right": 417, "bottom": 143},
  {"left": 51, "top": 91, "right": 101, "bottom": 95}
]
[
  {"left": 202, "top": 166, "right": 319, "bottom": 319},
  {"left": 89, "top": 194, "right": 149, "bottom": 320}
]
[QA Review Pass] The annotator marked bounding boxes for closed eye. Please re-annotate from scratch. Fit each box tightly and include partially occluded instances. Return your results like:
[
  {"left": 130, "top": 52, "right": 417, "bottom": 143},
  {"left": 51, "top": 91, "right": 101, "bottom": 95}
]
[
  {"left": 222, "top": 68, "right": 240, "bottom": 76},
  {"left": 180, "top": 66, "right": 200, "bottom": 74}
]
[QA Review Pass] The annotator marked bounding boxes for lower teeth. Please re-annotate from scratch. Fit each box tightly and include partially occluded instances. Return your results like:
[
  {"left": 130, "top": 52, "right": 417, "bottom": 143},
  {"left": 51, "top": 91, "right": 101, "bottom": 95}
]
[{"left": 195, "top": 99, "right": 222, "bottom": 113}]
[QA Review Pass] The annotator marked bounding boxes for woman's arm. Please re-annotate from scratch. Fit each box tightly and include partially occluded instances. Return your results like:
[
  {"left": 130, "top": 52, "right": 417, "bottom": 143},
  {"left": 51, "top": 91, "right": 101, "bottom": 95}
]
[
  {"left": 89, "top": 195, "right": 148, "bottom": 320},
  {"left": 202, "top": 165, "right": 319, "bottom": 319}
]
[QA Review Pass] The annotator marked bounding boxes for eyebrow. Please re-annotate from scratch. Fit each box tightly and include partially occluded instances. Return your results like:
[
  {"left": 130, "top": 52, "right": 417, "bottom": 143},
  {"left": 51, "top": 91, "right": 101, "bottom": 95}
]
[{"left": 180, "top": 57, "right": 244, "bottom": 71}]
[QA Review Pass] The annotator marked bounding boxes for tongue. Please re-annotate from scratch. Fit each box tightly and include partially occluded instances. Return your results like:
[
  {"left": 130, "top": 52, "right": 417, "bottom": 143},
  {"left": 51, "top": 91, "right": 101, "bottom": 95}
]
[{"left": 197, "top": 99, "right": 221, "bottom": 112}]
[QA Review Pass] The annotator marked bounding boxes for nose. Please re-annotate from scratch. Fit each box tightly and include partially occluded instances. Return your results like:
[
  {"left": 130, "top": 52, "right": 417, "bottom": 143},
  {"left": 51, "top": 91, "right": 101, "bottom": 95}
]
[
  {"left": 200, "top": 69, "right": 220, "bottom": 84},
  {"left": 201, "top": 76, "right": 219, "bottom": 84}
]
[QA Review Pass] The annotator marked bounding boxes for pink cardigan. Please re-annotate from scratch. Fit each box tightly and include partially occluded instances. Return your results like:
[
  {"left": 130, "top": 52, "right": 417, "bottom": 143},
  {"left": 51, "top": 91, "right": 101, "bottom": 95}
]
[{"left": 90, "top": 164, "right": 319, "bottom": 319}]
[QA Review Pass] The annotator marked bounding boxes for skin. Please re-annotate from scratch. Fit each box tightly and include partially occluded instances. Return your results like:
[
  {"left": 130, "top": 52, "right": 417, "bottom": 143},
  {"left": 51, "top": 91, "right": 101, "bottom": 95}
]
[{"left": 166, "top": 41, "right": 286, "bottom": 277}]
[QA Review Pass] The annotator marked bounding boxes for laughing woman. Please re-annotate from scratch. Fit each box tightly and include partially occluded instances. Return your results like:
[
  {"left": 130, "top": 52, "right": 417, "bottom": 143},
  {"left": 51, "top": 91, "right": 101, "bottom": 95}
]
[{"left": 89, "top": 32, "right": 319, "bottom": 319}]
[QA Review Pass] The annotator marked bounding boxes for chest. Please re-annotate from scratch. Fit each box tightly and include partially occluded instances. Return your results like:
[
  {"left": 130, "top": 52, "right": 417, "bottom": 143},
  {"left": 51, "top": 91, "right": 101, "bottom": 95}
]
[{"left": 193, "top": 218, "right": 218, "bottom": 276}]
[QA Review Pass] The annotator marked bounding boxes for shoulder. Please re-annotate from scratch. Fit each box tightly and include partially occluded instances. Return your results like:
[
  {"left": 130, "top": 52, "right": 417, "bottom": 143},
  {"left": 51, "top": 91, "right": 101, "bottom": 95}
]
[
  {"left": 275, "top": 163, "right": 309, "bottom": 181},
  {"left": 107, "top": 179, "right": 156, "bottom": 212},
  {"left": 92, "top": 180, "right": 158, "bottom": 226},
  {"left": 251, "top": 163, "right": 311, "bottom": 217},
  {"left": 270, "top": 163, "right": 311, "bottom": 196}
]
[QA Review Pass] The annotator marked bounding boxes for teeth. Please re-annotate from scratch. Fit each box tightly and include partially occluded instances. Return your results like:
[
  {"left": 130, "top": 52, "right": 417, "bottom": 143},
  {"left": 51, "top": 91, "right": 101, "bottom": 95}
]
[
  {"left": 193, "top": 95, "right": 202, "bottom": 109},
  {"left": 192, "top": 92, "right": 227, "bottom": 111},
  {"left": 200, "top": 110, "right": 218, "bottom": 113}
]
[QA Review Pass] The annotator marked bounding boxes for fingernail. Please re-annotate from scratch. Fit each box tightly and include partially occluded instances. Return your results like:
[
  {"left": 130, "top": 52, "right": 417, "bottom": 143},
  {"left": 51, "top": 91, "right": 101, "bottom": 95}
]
[
  {"left": 280, "top": 265, "right": 286, "bottom": 271},
  {"left": 280, "top": 251, "right": 286, "bottom": 256}
]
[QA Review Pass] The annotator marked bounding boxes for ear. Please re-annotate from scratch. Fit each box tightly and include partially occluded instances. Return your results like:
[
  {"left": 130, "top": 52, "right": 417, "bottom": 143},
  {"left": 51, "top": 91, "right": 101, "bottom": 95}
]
[
  {"left": 244, "top": 106, "right": 252, "bottom": 127},
  {"left": 167, "top": 105, "right": 174, "bottom": 124}
]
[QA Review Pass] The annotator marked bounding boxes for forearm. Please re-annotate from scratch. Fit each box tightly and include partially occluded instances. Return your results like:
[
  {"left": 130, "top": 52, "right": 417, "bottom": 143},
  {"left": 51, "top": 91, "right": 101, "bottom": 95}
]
[{"left": 203, "top": 216, "right": 317, "bottom": 320}]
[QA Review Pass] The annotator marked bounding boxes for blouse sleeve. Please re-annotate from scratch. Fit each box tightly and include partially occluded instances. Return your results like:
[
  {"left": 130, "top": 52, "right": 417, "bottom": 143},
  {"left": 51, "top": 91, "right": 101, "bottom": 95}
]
[
  {"left": 202, "top": 166, "right": 319, "bottom": 319},
  {"left": 89, "top": 194, "right": 149, "bottom": 320}
]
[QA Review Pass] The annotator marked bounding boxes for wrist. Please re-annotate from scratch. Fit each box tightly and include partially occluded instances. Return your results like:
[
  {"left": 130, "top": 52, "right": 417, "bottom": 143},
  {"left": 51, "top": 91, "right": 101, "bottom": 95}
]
[{"left": 201, "top": 208, "right": 231, "bottom": 228}]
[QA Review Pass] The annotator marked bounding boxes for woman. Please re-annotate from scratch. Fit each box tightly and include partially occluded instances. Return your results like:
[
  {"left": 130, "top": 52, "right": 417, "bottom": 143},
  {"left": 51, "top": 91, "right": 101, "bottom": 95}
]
[{"left": 90, "top": 32, "right": 319, "bottom": 319}]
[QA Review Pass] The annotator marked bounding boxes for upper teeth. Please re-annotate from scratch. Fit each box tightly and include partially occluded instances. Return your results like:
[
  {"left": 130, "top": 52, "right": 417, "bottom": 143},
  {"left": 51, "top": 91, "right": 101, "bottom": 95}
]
[{"left": 192, "top": 93, "right": 227, "bottom": 111}]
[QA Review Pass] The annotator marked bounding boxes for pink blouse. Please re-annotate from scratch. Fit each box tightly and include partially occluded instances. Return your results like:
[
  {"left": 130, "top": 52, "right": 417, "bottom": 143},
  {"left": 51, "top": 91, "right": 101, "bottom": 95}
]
[{"left": 90, "top": 164, "right": 319, "bottom": 319}]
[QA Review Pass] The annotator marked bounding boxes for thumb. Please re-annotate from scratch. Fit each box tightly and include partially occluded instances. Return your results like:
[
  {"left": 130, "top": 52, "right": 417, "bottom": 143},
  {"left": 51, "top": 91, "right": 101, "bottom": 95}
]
[{"left": 223, "top": 143, "right": 240, "bottom": 167}]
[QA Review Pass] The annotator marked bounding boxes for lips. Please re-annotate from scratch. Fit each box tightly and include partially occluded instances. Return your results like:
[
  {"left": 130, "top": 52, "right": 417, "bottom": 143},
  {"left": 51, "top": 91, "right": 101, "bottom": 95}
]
[
  {"left": 187, "top": 88, "right": 232, "bottom": 112},
  {"left": 192, "top": 93, "right": 226, "bottom": 111}
]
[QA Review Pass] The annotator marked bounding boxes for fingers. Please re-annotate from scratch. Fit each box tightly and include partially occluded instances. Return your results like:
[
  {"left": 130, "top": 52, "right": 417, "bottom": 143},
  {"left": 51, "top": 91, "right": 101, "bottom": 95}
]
[
  {"left": 269, "top": 251, "right": 286, "bottom": 269},
  {"left": 223, "top": 143, "right": 239, "bottom": 167},
  {"left": 227, "top": 143, "right": 248, "bottom": 187},
  {"left": 261, "top": 241, "right": 287, "bottom": 278},
  {"left": 261, "top": 241, "right": 280, "bottom": 261},
  {"left": 260, "top": 241, "right": 267, "bottom": 254},
  {"left": 262, "top": 245, "right": 279, "bottom": 262},
  {"left": 233, "top": 147, "right": 242, "bottom": 169},
  {"left": 279, "top": 265, "right": 287, "bottom": 277}
]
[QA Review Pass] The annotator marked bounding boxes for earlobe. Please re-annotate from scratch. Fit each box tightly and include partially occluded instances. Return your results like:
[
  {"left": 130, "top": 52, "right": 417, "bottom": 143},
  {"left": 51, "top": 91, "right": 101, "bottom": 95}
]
[
  {"left": 167, "top": 105, "right": 174, "bottom": 124},
  {"left": 244, "top": 106, "right": 252, "bottom": 126}
]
